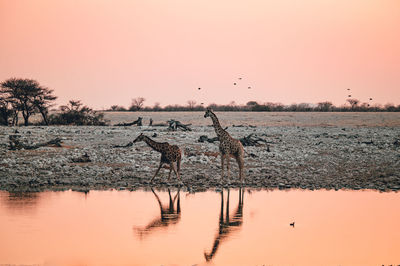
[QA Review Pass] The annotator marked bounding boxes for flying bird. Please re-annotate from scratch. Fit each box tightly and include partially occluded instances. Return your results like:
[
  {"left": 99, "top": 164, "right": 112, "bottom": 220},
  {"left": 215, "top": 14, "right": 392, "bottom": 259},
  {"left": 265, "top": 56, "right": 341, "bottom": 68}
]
[
  {"left": 290, "top": 222, "right": 295, "bottom": 227},
  {"left": 348, "top": 95, "right": 351, "bottom": 97},
  {"left": 198, "top": 88, "right": 201, "bottom": 90},
  {"left": 233, "top": 83, "right": 237, "bottom": 85},
  {"left": 369, "top": 98, "right": 373, "bottom": 100},
  {"left": 238, "top": 77, "right": 242, "bottom": 80},
  {"left": 248, "top": 86, "right": 251, "bottom": 89},
  {"left": 347, "top": 88, "right": 350, "bottom": 90}
]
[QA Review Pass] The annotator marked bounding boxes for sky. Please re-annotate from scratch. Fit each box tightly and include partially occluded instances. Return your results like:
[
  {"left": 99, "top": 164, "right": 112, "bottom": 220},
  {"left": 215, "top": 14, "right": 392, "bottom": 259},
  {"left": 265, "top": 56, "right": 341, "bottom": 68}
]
[{"left": 0, "top": 0, "right": 399, "bottom": 109}]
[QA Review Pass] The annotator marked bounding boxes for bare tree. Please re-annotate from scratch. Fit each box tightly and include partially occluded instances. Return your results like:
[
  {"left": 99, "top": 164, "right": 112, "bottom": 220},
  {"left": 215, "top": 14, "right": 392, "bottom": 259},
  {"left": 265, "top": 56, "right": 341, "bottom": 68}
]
[
  {"left": 32, "top": 87, "right": 57, "bottom": 125},
  {"left": 109, "top": 105, "right": 127, "bottom": 111},
  {"left": 110, "top": 105, "right": 119, "bottom": 111},
  {"left": 346, "top": 98, "right": 360, "bottom": 110},
  {"left": 187, "top": 100, "right": 196, "bottom": 110},
  {"left": 153, "top": 102, "right": 162, "bottom": 111},
  {"left": 129, "top": 97, "right": 145, "bottom": 111},
  {"left": 384, "top": 103, "right": 396, "bottom": 111},
  {"left": 317, "top": 101, "right": 333, "bottom": 112}
]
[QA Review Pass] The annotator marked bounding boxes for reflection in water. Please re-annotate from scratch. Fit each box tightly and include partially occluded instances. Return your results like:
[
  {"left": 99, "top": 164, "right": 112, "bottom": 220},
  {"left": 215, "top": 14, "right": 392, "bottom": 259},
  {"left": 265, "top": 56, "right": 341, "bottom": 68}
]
[
  {"left": 1, "top": 192, "right": 41, "bottom": 214},
  {"left": 1, "top": 189, "right": 400, "bottom": 265},
  {"left": 134, "top": 188, "right": 181, "bottom": 239},
  {"left": 204, "top": 188, "right": 244, "bottom": 261}
]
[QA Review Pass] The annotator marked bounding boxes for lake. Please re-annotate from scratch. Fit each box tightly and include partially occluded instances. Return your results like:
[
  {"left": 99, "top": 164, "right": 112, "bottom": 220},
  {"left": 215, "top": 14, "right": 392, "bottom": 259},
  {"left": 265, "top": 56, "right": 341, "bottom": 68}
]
[{"left": 1, "top": 189, "right": 399, "bottom": 265}]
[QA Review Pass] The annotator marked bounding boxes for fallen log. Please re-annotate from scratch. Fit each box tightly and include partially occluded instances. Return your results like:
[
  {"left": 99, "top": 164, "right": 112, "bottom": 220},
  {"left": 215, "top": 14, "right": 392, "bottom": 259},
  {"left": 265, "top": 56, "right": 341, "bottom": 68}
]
[
  {"left": 167, "top": 120, "right": 192, "bottom": 131},
  {"left": 198, "top": 135, "right": 219, "bottom": 143},
  {"left": 71, "top": 152, "right": 91, "bottom": 163},
  {"left": 197, "top": 133, "right": 269, "bottom": 147},
  {"left": 114, "top": 117, "right": 143, "bottom": 126},
  {"left": 240, "top": 133, "right": 269, "bottom": 146},
  {"left": 9, "top": 135, "right": 62, "bottom": 150}
]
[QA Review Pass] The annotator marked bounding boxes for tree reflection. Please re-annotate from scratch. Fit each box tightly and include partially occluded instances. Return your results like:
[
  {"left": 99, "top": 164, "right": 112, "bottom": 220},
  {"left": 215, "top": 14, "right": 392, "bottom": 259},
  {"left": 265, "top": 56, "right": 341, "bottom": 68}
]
[
  {"left": 204, "top": 188, "right": 244, "bottom": 261},
  {"left": 134, "top": 188, "right": 181, "bottom": 239},
  {"left": 0, "top": 191, "right": 41, "bottom": 214}
]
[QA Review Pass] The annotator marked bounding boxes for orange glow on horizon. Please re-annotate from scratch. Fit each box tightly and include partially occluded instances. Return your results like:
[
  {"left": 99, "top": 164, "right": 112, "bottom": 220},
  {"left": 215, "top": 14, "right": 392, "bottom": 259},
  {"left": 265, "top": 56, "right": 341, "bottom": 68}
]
[{"left": 0, "top": 0, "right": 399, "bottom": 109}]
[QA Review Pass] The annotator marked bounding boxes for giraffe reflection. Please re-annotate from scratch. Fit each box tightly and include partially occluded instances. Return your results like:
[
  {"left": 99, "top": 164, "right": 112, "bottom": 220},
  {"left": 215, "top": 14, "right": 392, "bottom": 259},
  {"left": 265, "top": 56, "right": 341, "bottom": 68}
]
[
  {"left": 134, "top": 188, "right": 181, "bottom": 239},
  {"left": 204, "top": 188, "right": 244, "bottom": 261}
]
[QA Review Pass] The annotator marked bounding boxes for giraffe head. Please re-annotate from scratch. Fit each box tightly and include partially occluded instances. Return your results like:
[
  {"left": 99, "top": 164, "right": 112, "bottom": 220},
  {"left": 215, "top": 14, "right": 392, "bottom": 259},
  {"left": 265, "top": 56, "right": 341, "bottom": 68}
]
[
  {"left": 133, "top": 133, "right": 146, "bottom": 143},
  {"left": 204, "top": 108, "right": 213, "bottom": 118}
]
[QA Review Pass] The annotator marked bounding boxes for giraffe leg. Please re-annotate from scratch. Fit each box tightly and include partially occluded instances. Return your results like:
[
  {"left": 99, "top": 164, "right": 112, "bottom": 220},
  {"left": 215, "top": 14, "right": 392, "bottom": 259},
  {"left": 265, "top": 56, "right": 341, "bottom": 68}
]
[
  {"left": 220, "top": 153, "right": 225, "bottom": 180},
  {"left": 168, "top": 165, "right": 172, "bottom": 180},
  {"left": 151, "top": 162, "right": 163, "bottom": 182},
  {"left": 171, "top": 162, "right": 181, "bottom": 180},
  {"left": 226, "top": 155, "right": 231, "bottom": 179},
  {"left": 176, "top": 156, "right": 181, "bottom": 175},
  {"left": 235, "top": 154, "right": 245, "bottom": 182}
]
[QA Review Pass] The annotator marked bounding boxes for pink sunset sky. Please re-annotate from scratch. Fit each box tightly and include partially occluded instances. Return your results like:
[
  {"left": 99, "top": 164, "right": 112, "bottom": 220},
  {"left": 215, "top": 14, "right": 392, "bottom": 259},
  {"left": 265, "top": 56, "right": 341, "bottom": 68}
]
[{"left": 0, "top": 0, "right": 399, "bottom": 109}]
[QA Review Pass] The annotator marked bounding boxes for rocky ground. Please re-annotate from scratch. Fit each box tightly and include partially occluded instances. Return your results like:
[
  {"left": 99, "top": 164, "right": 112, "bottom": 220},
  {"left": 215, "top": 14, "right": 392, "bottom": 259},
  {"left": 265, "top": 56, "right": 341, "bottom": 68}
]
[{"left": 1, "top": 123, "right": 400, "bottom": 192}]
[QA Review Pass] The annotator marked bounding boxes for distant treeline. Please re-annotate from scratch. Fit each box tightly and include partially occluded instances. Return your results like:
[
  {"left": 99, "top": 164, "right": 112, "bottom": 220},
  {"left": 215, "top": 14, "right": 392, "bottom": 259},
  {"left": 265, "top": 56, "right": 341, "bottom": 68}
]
[
  {"left": 108, "top": 99, "right": 400, "bottom": 112},
  {"left": 1, "top": 77, "right": 399, "bottom": 126}
]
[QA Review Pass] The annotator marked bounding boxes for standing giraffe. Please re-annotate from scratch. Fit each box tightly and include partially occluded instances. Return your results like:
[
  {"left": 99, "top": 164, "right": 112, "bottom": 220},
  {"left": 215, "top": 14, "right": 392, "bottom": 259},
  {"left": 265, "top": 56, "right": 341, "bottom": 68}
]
[
  {"left": 133, "top": 133, "right": 182, "bottom": 182},
  {"left": 204, "top": 188, "right": 244, "bottom": 261},
  {"left": 204, "top": 108, "right": 245, "bottom": 181}
]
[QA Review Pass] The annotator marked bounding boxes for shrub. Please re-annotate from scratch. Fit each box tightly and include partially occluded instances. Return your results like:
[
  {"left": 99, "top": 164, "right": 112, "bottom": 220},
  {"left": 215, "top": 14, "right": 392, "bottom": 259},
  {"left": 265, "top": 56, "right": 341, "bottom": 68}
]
[{"left": 48, "top": 100, "right": 108, "bottom": 125}]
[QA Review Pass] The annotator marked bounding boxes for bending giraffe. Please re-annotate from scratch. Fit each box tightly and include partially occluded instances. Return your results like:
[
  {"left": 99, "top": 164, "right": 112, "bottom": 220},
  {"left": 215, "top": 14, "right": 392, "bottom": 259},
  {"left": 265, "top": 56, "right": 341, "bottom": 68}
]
[
  {"left": 133, "top": 188, "right": 181, "bottom": 239},
  {"left": 133, "top": 133, "right": 182, "bottom": 182},
  {"left": 204, "top": 108, "right": 245, "bottom": 181}
]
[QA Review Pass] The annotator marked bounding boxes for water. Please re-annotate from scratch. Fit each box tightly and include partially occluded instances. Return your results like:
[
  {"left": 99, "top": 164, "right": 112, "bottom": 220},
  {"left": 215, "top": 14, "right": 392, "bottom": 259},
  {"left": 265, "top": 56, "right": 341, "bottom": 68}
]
[{"left": 1, "top": 189, "right": 399, "bottom": 265}]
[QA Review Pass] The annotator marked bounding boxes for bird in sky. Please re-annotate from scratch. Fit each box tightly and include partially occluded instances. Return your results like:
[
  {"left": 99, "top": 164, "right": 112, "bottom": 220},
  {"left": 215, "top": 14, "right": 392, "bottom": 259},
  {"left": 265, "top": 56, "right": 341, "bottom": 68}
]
[
  {"left": 369, "top": 98, "right": 373, "bottom": 100},
  {"left": 233, "top": 82, "right": 237, "bottom": 85},
  {"left": 348, "top": 95, "right": 351, "bottom": 97},
  {"left": 198, "top": 87, "right": 201, "bottom": 90},
  {"left": 248, "top": 86, "right": 251, "bottom": 89}
]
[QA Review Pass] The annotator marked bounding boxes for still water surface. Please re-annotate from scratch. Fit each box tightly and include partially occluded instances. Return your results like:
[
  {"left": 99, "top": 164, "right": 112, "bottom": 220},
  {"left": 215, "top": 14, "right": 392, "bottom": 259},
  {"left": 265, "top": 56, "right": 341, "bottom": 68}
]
[{"left": 0, "top": 189, "right": 399, "bottom": 265}]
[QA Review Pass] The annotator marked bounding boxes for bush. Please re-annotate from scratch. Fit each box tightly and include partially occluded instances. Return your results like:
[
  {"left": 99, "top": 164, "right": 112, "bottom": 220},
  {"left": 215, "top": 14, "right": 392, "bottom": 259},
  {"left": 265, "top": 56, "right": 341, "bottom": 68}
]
[{"left": 48, "top": 100, "right": 108, "bottom": 126}]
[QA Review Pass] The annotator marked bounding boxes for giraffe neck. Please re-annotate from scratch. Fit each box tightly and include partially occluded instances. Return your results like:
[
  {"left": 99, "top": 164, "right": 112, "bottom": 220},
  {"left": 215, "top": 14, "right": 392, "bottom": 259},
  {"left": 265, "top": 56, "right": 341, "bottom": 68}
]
[
  {"left": 209, "top": 112, "right": 225, "bottom": 137},
  {"left": 143, "top": 136, "right": 163, "bottom": 152}
]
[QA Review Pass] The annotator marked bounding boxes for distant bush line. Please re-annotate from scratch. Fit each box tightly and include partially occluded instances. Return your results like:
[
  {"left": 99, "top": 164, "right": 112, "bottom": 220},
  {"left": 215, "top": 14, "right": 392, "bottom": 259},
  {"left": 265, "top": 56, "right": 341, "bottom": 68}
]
[
  {"left": 1, "top": 77, "right": 399, "bottom": 127},
  {"left": 106, "top": 101, "right": 400, "bottom": 113}
]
